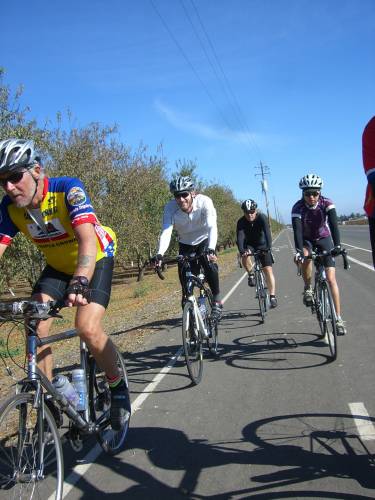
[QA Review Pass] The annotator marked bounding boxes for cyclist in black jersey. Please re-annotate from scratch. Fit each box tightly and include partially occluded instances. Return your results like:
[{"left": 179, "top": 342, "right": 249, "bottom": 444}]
[{"left": 236, "top": 199, "right": 277, "bottom": 308}]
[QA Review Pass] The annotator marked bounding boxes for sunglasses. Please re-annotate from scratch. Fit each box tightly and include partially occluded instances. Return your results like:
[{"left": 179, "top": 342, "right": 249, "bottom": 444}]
[
  {"left": 304, "top": 190, "right": 320, "bottom": 197},
  {"left": 174, "top": 192, "right": 190, "bottom": 199},
  {"left": 0, "top": 170, "right": 26, "bottom": 187},
  {"left": 245, "top": 210, "right": 256, "bottom": 214}
]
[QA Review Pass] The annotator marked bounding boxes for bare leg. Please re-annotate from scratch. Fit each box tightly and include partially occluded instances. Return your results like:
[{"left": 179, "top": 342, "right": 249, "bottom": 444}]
[{"left": 262, "top": 266, "right": 276, "bottom": 295}]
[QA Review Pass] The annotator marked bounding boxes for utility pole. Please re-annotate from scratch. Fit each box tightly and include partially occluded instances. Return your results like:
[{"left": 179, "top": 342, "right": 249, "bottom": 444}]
[
  {"left": 273, "top": 196, "right": 279, "bottom": 225},
  {"left": 255, "top": 161, "right": 271, "bottom": 226}
]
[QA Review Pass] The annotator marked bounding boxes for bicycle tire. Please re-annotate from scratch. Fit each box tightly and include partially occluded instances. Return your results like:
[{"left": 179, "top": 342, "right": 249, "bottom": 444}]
[
  {"left": 321, "top": 282, "right": 338, "bottom": 361},
  {"left": 314, "top": 282, "right": 326, "bottom": 339},
  {"left": 0, "top": 392, "right": 64, "bottom": 499},
  {"left": 205, "top": 288, "right": 219, "bottom": 356},
  {"left": 89, "top": 349, "right": 130, "bottom": 455},
  {"left": 260, "top": 270, "right": 269, "bottom": 314},
  {"left": 182, "top": 301, "right": 203, "bottom": 385},
  {"left": 255, "top": 270, "right": 266, "bottom": 323}
]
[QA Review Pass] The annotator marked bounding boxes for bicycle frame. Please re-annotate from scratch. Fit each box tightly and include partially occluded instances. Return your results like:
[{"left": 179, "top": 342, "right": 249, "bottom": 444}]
[{"left": 18, "top": 319, "right": 95, "bottom": 433}]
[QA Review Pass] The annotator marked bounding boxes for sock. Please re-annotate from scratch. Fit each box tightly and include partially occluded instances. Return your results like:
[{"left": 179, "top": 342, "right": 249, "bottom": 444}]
[{"left": 107, "top": 375, "right": 124, "bottom": 391}]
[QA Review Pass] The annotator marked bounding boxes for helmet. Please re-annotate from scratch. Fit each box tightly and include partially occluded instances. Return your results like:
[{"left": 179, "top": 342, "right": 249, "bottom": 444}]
[
  {"left": 169, "top": 176, "right": 195, "bottom": 194},
  {"left": 299, "top": 173, "right": 323, "bottom": 190},
  {"left": 241, "top": 199, "right": 257, "bottom": 212},
  {"left": 0, "top": 139, "right": 38, "bottom": 174}
]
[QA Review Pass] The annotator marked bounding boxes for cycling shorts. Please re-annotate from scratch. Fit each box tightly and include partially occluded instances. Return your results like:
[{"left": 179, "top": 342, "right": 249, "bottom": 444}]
[
  {"left": 32, "top": 257, "right": 114, "bottom": 308},
  {"left": 304, "top": 236, "right": 335, "bottom": 268},
  {"left": 245, "top": 245, "right": 273, "bottom": 267}
]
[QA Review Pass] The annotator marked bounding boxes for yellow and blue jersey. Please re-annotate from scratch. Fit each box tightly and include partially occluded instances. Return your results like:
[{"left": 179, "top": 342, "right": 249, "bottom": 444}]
[{"left": 0, "top": 176, "right": 116, "bottom": 275}]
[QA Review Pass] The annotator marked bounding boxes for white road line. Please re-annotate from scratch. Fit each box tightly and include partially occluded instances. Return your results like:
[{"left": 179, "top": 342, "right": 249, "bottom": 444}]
[
  {"left": 61, "top": 242, "right": 262, "bottom": 497},
  {"left": 342, "top": 241, "right": 371, "bottom": 253},
  {"left": 348, "top": 402, "right": 375, "bottom": 441},
  {"left": 347, "top": 255, "right": 374, "bottom": 271}
]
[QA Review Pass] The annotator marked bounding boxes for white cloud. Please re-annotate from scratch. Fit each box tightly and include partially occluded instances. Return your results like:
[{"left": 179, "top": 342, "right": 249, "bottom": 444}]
[{"left": 154, "top": 99, "right": 264, "bottom": 147}]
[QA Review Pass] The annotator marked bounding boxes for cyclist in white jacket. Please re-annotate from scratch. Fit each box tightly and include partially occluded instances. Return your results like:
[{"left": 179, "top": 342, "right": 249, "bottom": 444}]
[{"left": 154, "top": 176, "right": 223, "bottom": 320}]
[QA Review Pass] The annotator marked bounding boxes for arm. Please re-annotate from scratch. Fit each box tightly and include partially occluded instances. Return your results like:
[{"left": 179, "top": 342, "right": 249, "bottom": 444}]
[
  {"left": 292, "top": 216, "right": 304, "bottom": 252},
  {"left": 67, "top": 223, "right": 97, "bottom": 307},
  {"left": 236, "top": 223, "right": 246, "bottom": 254},
  {"left": 0, "top": 243, "right": 8, "bottom": 260},
  {"left": 205, "top": 200, "right": 218, "bottom": 251},
  {"left": 262, "top": 215, "right": 272, "bottom": 249},
  {"left": 326, "top": 207, "right": 340, "bottom": 246}
]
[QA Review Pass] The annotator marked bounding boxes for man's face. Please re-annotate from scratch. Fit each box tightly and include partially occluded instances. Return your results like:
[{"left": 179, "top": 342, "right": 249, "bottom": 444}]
[
  {"left": 244, "top": 210, "right": 257, "bottom": 222},
  {"left": 0, "top": 167, "right": 39, "bottom": 208},
  {"left": 174, "top": 191, "right": 194, "bottom": 213}
]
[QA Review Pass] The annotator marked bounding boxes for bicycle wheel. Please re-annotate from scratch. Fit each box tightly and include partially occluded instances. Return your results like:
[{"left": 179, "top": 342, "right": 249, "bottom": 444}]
[
  {"left": 89, "top": 349, "right": 130, "bottom": 455},
  {"left": 205, "top": 288, "right": 219, "bottom": 356},
  {"left": 321, "top": 282, "right": 338, "bottom": 361},
  {"left": 255, "top": 270, "right": 266, "bottom": 323},
  {"left": 0, "top": 392, "right": 63, "bottom": 499},
  {"left": 314, "top": 282, "right": 326, "bottom": 339},
  {"left": 260, "top": 270, "right": 269, "bottom": 314},
  {"left": 182, "top": 301, "right": 203, "bottom": 385}
]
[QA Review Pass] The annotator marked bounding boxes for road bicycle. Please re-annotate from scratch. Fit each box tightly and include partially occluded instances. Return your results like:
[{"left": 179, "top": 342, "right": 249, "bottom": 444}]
[
  {"left": 245, "top": 250, "right": 270, "bottom": 323},
  {"left": 0, "top": 299, "right": 130, "bottom": 499},
  {"left": 156, "top": 253, "right": 219, "bottom": 385},
  {"left": 306, "top": 248, "right": 349, "bottom": 361}
]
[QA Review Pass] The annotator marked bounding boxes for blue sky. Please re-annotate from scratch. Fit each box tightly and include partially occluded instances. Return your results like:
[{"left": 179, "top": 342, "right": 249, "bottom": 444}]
[{"left": 2, "top": 0, "right": 374, "bottom": 221}]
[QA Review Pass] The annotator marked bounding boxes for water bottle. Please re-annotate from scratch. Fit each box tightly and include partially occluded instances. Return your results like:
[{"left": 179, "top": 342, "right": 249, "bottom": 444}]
[
  {"left": 198, "top": 295, "right": 207, "bottom": 320},
  {"left": 71, "top": 369, "right": 88, "bottom": 411},
  {"left": 52, "top": 374, "right": 79, "bottom": 408}
]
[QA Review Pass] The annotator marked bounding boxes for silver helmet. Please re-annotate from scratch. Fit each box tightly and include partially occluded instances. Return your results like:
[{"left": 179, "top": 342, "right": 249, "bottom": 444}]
[
  {"left": 299, "top": 173, "right": 323, "bottom": 190},
  {"left": 0, "top": 139, "right": 38, "bottom": 174},
  {"left": 169, "top": 176, "right": 195, "bottom": 194}
]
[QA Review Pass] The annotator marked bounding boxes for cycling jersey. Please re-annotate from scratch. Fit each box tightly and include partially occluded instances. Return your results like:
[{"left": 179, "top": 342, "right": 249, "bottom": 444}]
[
  {"left": 157, "top": 194, "right": 217, "bottom": 255},
  {"left": 236, "top": 212, "right": 271, "bottom": 253},
  {"left": 0, "top": 176, "right": 116, "bottom": 275},
  {"left": 291, "top": 196, "right": 335, "bottom": 241},
  {"left": 363, "top": 116, "right": 375, "bottom": 217}
]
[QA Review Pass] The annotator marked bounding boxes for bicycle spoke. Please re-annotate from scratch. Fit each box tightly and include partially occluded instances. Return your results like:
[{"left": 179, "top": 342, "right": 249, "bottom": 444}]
[
  {"left": 0, "top": 393, "right": 63, "bottom": 500},
  {"left": 182, "top": 302, "right": 203, "bottom": 384}
]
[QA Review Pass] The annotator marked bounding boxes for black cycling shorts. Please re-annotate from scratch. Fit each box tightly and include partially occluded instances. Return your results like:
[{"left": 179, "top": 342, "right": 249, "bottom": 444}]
[
  {"left": 304, "top": 236, "right": 335, "bottom": 268},
  {"left": 245, "top": 245, "right": 273, "bottom": 267},
  {"left": 32, "top": 257, "right": 114, "bottom": 308}
]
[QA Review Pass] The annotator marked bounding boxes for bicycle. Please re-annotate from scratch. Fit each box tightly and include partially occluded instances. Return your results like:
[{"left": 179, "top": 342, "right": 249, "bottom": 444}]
[
  {"left": 0, "top": 299, "right": 130, "bottom": 499},
  {"left": 155, "top": 253, "right": 219, "bottom": 385},
  {"left": 305, "top": 247, "right": 349, "bottom": 361},
  {"left": 245, "top": 250, "right": 270, "bottom": 323}
]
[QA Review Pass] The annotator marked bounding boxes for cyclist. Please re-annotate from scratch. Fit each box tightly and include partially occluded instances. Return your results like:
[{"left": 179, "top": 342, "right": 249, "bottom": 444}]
[
  {"left": 291, "top": 173, "right": 346, "bottom": 335},
  {"left": 0, "top": 138, "right": 130, "bottom": 429},
  {"left": 153, "top": 175, "right": 223, "bottom": 320},
  {"left": 362, "top": 116, "right": 375, "bottom": 269},
  {"left": 236, "top": 199, "right": 277, "bottom": 308}
]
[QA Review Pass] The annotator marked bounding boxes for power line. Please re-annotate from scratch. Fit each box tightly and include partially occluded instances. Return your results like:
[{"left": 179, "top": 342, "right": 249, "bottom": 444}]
[
  {"left": 189, "top": 0, "right": 262, "bottom": 159},
  {"left": 150, "top": 0, "right": 240, "bottom": 134}
]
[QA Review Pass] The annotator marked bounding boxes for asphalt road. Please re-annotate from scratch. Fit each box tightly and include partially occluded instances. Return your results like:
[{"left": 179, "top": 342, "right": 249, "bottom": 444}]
[{"left": 47, "top": 227, "right": 375, "bottom": 499}]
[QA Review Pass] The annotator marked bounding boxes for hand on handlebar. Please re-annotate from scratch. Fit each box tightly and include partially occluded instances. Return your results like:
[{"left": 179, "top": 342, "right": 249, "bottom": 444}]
[
  {"left": 151, "top": 254, "right": 163, "bottom": 268},
  {"left": 331, "top": 244, "right": 342, "bottom": 256},
  {"left": 294, "top": 251, "right": 304, "bottom": 264},
  {"left": 206, "top": 249, "right": 217, "bottom": 263}
]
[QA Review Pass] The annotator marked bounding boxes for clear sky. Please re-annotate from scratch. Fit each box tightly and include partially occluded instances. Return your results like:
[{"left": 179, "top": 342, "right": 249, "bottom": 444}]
[{"left": 2, "top": 0, "right": 374, "bottom": 222}]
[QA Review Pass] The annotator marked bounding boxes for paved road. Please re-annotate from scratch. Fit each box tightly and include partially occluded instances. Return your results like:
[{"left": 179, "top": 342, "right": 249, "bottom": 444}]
[{"left": 57, "top": 227, "right": 374, "bottom": 499}]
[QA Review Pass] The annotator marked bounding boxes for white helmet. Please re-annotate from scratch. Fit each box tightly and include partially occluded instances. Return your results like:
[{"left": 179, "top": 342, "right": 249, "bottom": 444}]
[
  {"left": 169, "top": 176, "right": 195, "bottom": 194},
  {"left": 0, "top": 139, "right": 38, "bottom": 174},
  {"left": 299, "top": 173, "right": 323, "bottom": 190}
]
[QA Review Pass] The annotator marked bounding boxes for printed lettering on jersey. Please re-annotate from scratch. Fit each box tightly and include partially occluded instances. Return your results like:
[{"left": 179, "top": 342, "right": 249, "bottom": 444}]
[
  {"left": 70, "top": 203, "right": 93, "bottom": 215},
  {"left": 67, "top": 187, "right": 86, "bottom": 207},
  {"left": 27, "top": 218, "right": 69, "bottom": 242}
]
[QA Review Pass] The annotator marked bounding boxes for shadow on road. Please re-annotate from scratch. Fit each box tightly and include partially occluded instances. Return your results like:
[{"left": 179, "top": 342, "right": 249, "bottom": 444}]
[{"left": 64, "top": 411, "right": 375, "bottom": 499}]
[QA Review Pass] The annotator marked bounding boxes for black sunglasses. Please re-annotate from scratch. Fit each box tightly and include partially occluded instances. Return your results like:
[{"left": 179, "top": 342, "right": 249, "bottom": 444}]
[
  {"left": 174, "top": 192, "right": 190, "bottom": 199},
  {"left": 0, "top": 170, "right": 26, "bottom": 187},
  {"left": 245, "top": 209, "right": 256, "bottom": 214},
  {"left": 304, "top": 190, "right": 320, "bottom": 197}
]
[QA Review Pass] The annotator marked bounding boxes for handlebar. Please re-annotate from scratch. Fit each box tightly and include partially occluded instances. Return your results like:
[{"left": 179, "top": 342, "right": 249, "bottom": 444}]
[
  {"left": 305, "top": 248, "right": 350, "bottom": 270},
  {"left": 0, "top": 299, "right": 65, "bottom": 320}
]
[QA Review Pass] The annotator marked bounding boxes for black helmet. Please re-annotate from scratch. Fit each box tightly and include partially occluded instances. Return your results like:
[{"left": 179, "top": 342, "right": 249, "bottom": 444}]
[
  {"left": 241, "top": 199, "right": 257, "bottom": 212},
  {"left": 169, "top": 175, "right": 195, "bottom": 194},
  {"left": 0, "top": 139, "right": 39, "bottom": 174}
]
